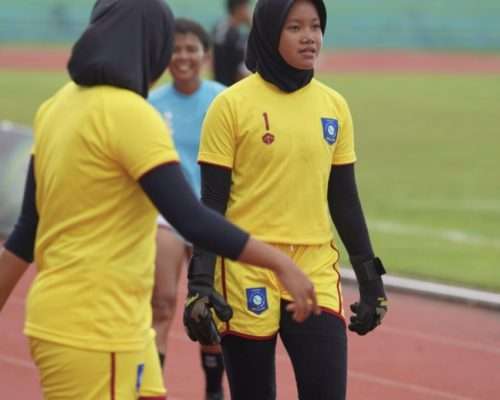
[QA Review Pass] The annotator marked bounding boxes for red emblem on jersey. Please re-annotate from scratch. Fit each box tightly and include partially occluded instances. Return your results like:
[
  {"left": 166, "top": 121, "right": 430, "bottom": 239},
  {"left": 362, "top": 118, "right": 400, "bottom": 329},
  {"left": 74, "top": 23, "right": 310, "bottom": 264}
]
[
  {"left": 262, "top": 132, "right": 275, "bottom": 145},
  {"left": 261, "top": 113, "right": 274, "bottom": 144}
]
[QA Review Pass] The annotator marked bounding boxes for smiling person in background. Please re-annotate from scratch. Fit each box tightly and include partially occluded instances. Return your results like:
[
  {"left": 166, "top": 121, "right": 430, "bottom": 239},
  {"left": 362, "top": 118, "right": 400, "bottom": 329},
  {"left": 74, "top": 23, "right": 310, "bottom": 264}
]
[{"left": 147, "top": 18, "right": 228, "bottom": 400}]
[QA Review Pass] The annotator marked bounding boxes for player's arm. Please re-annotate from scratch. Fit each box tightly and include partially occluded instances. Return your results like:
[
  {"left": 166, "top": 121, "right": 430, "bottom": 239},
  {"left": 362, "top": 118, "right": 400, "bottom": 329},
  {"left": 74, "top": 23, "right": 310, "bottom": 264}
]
[
  {"left": 139, "top": 162, "right": 318, "bottom": 329},
  {"left": 1, "top": 157, "right": 37, "bottom": 311},
  {"left": 185, "top": 163, "right": 232, "bottom": 296},
  {"left": 0, "top": 248, "right": 29, "bottom": 311},
  {"left": 328, "top": 163, "right": 388, "bottom": 335}
]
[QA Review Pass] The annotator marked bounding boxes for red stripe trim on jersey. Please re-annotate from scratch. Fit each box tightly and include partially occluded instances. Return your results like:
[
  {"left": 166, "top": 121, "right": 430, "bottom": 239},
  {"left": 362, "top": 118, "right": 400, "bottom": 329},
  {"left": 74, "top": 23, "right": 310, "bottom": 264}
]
[
  {"left": 110, "top": 353, "right": 116, "bottom": 400},
  {"left": 329, "top": 242, "right": 343, "bottom": 315},
  {"left": 198, "top": 160, "right": 233, "bottom": 170},
  {"left": 329, "top": 241, "right": 340, "bottom": 262},
  {"left": 331, "top": 161, "right": 356, "bottom": 166},
  {"left": 333, "top": 263, "right": 343, "bottom": 315},
  {"left": 221, "top": 330, "right": 278, "bottom": 341},
  {"left": 220, "top": 258, "right": 230, "bottom": 332},
  {"left": 319, "top": 306, "right": 346, "bottom": 325}
]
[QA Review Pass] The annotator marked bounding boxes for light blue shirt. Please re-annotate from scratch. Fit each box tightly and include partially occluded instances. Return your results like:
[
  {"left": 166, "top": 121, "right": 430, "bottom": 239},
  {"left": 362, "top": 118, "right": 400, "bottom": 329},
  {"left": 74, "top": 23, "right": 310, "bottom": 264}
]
[{"left": 148, "top": 80, "right": 225, "bottom": 197}]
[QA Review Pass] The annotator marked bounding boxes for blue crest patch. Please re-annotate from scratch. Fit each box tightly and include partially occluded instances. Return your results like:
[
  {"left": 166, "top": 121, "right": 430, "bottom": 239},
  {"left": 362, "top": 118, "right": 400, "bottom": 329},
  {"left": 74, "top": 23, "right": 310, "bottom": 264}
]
[
  {"left": 136, "top": 363, "right": 145, "bottom": 392},
  {"left": 321, "top": 118, "right": 339, "bottom": 145},
  {"left": 246, "top": 287, "right": 268, "bottom": 315}
]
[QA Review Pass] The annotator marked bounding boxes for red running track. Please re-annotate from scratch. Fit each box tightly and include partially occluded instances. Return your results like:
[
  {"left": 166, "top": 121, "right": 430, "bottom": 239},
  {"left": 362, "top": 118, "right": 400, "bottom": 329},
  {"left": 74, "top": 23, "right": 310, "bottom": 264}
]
[
  {"left": 0, "top": 269, "right": 499, "bottom": 399},
  {"left": 2, "top": 48, "right": 500, "bottom": 74}
]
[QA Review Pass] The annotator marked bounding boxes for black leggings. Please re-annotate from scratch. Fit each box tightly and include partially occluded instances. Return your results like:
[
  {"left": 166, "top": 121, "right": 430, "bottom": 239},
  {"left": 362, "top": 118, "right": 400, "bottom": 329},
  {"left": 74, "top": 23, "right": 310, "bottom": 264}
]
[{"left": 221, "top": 300, "right": 347, "bottom": 400}]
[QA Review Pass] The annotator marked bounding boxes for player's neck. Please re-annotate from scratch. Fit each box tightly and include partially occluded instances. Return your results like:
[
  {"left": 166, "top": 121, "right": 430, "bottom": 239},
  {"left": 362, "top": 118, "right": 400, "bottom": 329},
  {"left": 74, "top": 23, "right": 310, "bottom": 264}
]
[{"left": 173, "top": 78, "right": 202, "bottom": 96}]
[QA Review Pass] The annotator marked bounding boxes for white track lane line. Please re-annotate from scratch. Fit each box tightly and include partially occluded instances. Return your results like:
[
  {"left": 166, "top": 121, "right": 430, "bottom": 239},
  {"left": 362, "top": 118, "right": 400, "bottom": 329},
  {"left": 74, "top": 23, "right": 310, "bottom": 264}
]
[
  {"left": 0, "top": 329, "right": 486, "bottom": 400},
  {"left": 0, "top": 354, "right": 35, "bottom": 369},
  {"left": 166, "top": 330, "right": 483, "bottom": 400},
  {"left": 382, "top": 326, "right": 500, "bottom": 356},
  {"left": 370, "top": 219, "right": 500, "bottom": 249},
  {"left": 349, "top": 371, "right": 477, "bottom": 400}
]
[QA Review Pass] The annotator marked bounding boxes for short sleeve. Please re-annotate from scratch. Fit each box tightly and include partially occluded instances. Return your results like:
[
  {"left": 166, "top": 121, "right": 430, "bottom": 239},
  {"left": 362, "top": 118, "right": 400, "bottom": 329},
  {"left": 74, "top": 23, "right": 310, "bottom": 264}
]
[
  {"left": 198, "top": 94, "right": 236, "bottom": 169},
  {"left": 112, "top": 101, "right": 179, "bottom": 180},
  {"left": 332, "top": 96, "right": 357, "bottom": 165},
  {"left": 32, "top": 98, "right": 51, "bottom": 156}
]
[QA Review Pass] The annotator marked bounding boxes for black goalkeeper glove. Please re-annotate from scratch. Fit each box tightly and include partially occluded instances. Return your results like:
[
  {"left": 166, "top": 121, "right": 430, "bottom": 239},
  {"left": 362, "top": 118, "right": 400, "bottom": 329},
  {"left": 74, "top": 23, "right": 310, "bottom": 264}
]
[
  {"left": 183, "top": 249, "right": 233, "bottom": 345},
  {"left": 349, "top": 257, "right": 388, "bottom": 335}
]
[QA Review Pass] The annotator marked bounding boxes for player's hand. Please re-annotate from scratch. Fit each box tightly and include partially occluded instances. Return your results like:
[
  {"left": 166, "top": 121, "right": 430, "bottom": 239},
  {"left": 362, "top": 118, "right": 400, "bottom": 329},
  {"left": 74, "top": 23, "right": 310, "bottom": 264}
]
[
  {"left": 183, "top": 282, "right": 233, "bottom": 346},
  {"left": 275, "top": 261, "right": 321, "bottom": 322},
  {"left": 349, "top": 257, "right": 388, "bottom": 335}
]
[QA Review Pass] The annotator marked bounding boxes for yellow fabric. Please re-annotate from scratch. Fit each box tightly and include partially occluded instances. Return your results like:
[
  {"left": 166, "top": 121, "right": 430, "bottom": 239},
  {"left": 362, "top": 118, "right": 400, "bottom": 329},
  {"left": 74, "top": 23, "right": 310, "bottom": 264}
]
[
  {"left": 29, "top": 335, "right": 166, "bottom": 400},
  {"left": 199, "top": 73, "right": 356, "bottom": 245},
  {"left": 25, "top": 83, "right": 179, "bottom": 352},
  {"left": 214, "top": 242, "right": 344, "bottom": 338},
  {"left": 140, "top": 336, "right": 168, "bottom": 397}
]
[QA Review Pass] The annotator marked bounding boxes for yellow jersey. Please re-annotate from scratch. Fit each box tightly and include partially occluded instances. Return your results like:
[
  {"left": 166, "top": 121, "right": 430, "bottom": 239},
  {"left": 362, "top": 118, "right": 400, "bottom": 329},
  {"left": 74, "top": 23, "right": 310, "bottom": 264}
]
[
  {"left": 25, "top": 83, "right": 179, "bottom": 352},
  {"left": 198, "top": 73, "right": 356, "bottom": 245}
]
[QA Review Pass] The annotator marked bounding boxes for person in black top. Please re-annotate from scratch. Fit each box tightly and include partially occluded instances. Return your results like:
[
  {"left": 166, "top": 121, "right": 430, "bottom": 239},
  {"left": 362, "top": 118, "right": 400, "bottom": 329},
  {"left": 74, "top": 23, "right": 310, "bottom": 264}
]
[{"left": 212, "top": 0, "right": 252, "bottom": 86}]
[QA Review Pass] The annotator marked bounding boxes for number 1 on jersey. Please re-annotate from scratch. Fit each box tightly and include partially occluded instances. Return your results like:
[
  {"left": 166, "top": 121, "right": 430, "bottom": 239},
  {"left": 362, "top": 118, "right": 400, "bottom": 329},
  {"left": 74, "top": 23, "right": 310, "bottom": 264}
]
[{"left": 263, "top": 112, "right": 270, "bottom": 131}]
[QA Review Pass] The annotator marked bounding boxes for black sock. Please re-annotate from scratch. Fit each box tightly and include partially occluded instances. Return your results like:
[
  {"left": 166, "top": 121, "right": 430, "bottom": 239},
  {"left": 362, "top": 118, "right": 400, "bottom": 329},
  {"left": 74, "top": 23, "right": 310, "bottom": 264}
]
[
  {"left": 200, "top": 350, "right": 224, "bottom": 394},
  {"left": 158, "top": 352, "right": 165, "bottom": 369}
]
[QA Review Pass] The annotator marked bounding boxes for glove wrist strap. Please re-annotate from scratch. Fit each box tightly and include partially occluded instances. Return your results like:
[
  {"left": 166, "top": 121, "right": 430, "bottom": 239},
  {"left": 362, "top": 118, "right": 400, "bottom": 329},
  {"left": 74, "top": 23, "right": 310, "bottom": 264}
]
[
  {"left": 352, "top": 257, "right": 386, "bottom": 283},
  {"left": 188, "top": 247, "right": 216, "bottom": 291}
]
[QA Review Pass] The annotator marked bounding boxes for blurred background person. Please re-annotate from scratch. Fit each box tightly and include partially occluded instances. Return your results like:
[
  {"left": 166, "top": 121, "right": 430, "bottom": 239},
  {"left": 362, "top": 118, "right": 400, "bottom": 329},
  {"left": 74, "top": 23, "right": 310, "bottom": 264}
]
[
  {"left": 148, "top": 18, "right": 227, "bottom": 400},
  {"left": 212, "top": 0, "right": 252, "bottom": 86}
]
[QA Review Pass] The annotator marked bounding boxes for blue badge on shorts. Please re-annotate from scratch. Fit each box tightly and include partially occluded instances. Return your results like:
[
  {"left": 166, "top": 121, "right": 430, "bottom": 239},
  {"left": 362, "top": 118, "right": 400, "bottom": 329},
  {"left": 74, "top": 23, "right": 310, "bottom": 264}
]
[
  {"left": 246, "top": 287, "right": 268, "bottom": 315},
  {"left": 136, "top": 363, "right": 145, "bottom": 392},
  {"left": 321, "top": 118, "right": 339, "bottom": 145}
]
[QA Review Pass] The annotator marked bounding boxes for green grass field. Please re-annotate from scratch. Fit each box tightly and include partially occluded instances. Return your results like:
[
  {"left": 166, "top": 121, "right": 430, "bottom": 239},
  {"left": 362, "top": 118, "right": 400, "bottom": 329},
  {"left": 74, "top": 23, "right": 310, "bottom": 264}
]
[{"left": 1, "top": 70, "right": 499, "bottom": 291}]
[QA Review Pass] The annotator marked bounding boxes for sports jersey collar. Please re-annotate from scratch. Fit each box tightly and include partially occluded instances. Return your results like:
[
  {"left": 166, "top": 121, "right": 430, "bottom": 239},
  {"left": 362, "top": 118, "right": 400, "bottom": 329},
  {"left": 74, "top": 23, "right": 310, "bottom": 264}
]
[
  {"left": 255, "top": 72, "right": 315, "bottom": 95},
  {"left": 172, "top": 80, "right": 205, "bottom": 98}
]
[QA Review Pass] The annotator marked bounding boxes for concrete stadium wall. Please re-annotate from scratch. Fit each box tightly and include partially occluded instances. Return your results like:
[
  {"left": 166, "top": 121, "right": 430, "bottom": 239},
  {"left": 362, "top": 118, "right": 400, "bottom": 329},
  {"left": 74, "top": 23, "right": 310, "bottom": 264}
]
[
  {"left": 0, "top": 122, "right": 32, "bottom": 236},
  {"left": 0, "top": 0, "right": 499, "bottom": 50}
]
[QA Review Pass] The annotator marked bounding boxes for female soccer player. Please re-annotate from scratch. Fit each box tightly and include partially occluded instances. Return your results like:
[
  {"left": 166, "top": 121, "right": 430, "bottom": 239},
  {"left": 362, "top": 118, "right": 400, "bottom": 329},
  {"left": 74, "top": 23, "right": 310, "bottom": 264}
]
[
  {"left": 148, "top": 18, "right": 227, "bottom": 400},
  {"left": 184, "top": 1, "right": 389, "bottom": 399},
  {"left": 0, "top": 1, "right": 318, "bottom": 399}
]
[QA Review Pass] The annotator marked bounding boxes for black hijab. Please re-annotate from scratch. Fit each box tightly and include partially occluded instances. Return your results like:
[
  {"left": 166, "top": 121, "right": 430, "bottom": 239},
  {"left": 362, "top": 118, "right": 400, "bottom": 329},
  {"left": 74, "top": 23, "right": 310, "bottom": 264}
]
[
  {"left": 68, "top": 0, "right": 175, "bottom": 98},
  {"left": 245, "top": 0, "right": 327, "bottom": 93}
]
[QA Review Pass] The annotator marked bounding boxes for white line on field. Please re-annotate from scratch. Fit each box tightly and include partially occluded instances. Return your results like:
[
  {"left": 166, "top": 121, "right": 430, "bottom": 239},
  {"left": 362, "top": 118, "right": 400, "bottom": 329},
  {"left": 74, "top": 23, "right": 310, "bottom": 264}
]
[
  {"left": 341, "top": 268, "right": 500, "bottom": 309},
  {"left": 370, "top": 220, "right": 500, "bottom": 249},
  {"left": 168, "top": 327, "right": 491, "bottom": 399},
  {"left": 398, "top": 199, "right": 500, "bottom": 214},
  {"left": 0, "top": 344, "right": 473, "bottom": 400},
  {"left": 382, "top": 326, "right": 500, "bottom": 356},
  {"left": 0, "top": 354, "right": 190, "bottom": 399},
  {"left": 0, "top": 354, "right": 35, "bottom": 369},
  {"left": 349, "top": 371, "right": 476, "bottom": 400}
]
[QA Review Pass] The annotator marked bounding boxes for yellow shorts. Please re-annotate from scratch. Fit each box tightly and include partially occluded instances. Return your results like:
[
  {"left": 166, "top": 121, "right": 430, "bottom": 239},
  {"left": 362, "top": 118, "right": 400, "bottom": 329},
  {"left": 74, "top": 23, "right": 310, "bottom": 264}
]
[
  {"left": 29, "top": 336, "right": 166, "bottom": 400},
  {"left": 214, "top": 241, "right": 344, "bottom": 338}
]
